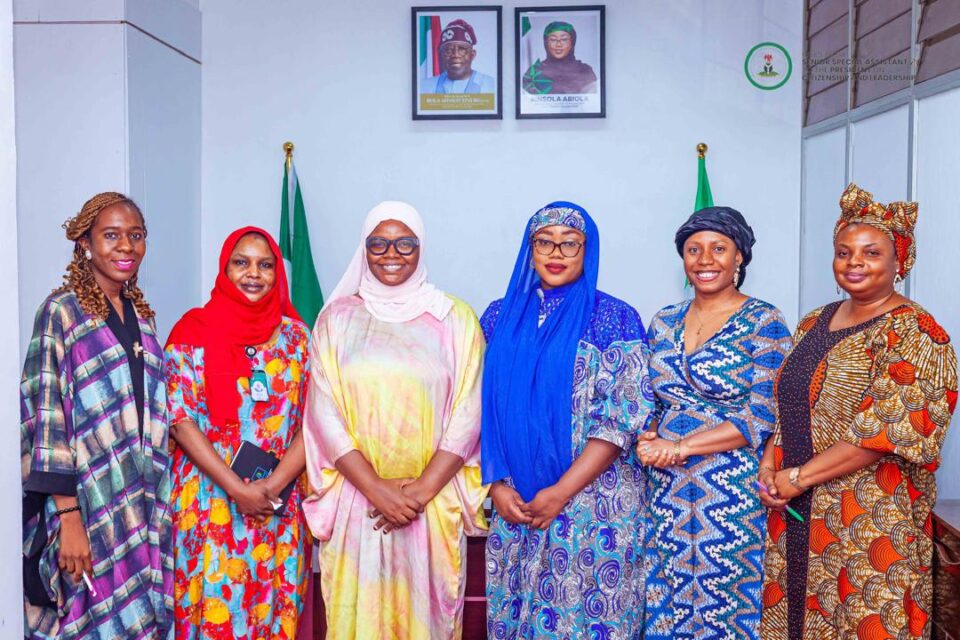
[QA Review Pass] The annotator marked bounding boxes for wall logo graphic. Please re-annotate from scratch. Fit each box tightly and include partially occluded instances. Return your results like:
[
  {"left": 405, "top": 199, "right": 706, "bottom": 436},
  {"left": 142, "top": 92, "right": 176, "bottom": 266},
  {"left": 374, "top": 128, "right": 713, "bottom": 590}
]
[{"left": 745, "top": 42, "right": 792, "bottom": 90}]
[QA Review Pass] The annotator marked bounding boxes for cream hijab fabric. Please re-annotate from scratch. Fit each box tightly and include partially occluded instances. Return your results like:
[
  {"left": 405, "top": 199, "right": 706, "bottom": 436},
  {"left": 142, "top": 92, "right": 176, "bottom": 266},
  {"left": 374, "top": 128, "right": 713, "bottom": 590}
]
[{"left": 323, "top": 201, "right": 453, "bottom": 323}]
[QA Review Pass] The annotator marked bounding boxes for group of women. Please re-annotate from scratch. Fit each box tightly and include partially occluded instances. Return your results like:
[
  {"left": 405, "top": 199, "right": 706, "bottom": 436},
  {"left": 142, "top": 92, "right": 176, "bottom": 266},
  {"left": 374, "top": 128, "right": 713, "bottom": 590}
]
[{"left": 19, "top": 184, "right": 957, "bottom": 640}]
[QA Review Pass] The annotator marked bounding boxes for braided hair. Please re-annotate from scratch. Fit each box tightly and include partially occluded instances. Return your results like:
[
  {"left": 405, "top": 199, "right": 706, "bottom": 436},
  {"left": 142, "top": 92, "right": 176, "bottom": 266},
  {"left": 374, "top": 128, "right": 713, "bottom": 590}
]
[{"left": 57, "top": 192, "right": 154, "bottom": 319}]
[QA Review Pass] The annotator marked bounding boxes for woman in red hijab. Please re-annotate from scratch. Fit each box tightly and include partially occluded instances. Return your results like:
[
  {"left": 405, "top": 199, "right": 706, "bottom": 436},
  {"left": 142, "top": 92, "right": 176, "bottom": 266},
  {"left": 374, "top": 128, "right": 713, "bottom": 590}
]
[{"left": 165, "top": 227, "right": 310, "bottom": 640}]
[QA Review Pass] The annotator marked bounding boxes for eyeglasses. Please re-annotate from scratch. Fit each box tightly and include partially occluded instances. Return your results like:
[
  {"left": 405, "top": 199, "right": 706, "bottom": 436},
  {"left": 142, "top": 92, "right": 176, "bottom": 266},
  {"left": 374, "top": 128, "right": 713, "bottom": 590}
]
[
  {"left": 532, "top": 238, "right": 584, "bottom": 258},
  {"left": 366, "top": 236, "right": 420, "bottom": 256}
]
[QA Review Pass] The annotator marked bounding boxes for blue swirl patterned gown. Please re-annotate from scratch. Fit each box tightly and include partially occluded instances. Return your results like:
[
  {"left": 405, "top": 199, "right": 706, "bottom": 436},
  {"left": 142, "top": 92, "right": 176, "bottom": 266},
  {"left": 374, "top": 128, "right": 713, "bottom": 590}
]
[
  {"left": 643, "top": 297, "right": 792, "bottom": 640},
  {"left": 482, "top": 287, "right": 654, "bottom": 640}
]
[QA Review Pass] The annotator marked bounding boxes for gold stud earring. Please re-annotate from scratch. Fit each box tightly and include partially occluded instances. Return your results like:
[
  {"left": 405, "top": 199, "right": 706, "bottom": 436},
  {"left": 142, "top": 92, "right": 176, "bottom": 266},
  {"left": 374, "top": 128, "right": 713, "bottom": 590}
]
[{"left": 84, "top": 249, "right": 92, "bottom": 260}]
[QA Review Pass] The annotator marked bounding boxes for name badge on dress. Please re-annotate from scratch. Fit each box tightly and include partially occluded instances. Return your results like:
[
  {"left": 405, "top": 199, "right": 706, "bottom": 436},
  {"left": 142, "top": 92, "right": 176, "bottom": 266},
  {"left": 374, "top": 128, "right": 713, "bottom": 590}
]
[{"left": 250, "top": 370, "right": 270, "bottom": 403}]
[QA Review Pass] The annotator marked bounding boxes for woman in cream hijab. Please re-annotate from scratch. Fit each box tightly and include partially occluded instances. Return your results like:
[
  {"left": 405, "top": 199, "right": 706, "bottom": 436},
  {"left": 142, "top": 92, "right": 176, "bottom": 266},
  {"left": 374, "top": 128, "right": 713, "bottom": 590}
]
[{"left": 302, "top": 201, "right": 487, "bottom": 640}]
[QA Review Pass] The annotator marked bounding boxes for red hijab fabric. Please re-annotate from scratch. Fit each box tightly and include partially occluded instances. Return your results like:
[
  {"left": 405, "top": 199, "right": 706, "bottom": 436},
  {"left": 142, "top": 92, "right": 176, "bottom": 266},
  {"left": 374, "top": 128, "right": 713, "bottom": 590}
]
[{"left": 167, "top": 226, "right": 301, "bottom": 426}]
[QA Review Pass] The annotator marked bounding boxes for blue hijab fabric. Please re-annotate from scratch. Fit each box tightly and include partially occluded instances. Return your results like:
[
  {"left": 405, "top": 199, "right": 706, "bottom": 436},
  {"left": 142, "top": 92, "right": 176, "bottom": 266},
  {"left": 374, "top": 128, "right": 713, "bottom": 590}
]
[{"left": 480, "top": 201, "right": 599, "bottom": 502}]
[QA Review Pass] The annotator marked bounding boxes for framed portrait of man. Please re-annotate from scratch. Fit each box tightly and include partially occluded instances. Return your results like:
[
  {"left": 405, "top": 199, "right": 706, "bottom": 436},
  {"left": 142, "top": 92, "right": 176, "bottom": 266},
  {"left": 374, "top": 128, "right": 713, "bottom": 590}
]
[
  {"left": 412, "top": 5, "right": 503, "bottom": 120},
  {"left": 515, "top": 5, "right": 605, "bottom": 119}
]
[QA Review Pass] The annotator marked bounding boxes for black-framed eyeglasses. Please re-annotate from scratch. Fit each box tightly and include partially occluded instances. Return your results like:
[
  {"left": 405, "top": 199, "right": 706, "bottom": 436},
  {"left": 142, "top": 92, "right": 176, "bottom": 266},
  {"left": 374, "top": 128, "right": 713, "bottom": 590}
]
[
  {"left": 366, "top": 236, "right": 420, "bottom": 256},
  {"left": 531, "top": 238, "right": 584, "bottom": 258}
]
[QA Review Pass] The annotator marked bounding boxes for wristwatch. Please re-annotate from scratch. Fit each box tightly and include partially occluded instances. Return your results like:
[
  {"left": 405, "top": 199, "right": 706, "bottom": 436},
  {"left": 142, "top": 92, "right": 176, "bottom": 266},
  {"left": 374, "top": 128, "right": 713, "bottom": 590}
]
[{"left": 788, "top": 466, "right": 807, "bottom": 491}]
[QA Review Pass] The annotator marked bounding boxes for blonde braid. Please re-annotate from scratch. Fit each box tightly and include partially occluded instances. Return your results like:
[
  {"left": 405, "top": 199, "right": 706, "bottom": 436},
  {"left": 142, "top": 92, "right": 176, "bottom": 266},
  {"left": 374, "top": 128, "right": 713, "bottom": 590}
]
[{"left": 57, "top": 192, "right": 155, "bottom": 319}]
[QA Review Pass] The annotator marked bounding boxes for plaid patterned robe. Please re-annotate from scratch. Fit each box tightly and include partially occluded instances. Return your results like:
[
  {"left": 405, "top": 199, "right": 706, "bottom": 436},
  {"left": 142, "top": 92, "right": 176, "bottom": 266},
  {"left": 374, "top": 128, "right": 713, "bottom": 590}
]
[{"left": 20, "top": 291, "right": 173, "bottom": 639}]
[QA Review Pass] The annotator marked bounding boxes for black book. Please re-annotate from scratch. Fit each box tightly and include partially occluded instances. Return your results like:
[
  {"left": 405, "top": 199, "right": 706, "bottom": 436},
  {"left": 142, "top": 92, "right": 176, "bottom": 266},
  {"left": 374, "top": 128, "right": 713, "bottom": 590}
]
[{"left": 229, "top": 441, "right": 296, "bottom": 516}]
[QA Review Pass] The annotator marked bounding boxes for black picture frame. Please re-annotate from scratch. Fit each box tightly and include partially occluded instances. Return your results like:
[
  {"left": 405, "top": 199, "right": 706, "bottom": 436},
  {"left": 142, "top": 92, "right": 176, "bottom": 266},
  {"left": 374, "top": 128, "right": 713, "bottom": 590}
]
[
  {"left": 515, "top": 5, "right": 606, "bottom": 119},
  {"left": 411, "top": 5, "right": 503, "bottom": 120}
]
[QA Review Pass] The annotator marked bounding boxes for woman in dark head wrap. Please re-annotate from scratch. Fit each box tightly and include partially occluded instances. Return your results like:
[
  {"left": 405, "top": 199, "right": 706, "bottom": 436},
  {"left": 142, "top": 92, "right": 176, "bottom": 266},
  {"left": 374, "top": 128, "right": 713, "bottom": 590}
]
[
  {"left": 639, "top": 206, "right": 793, "bottom": 639},
  {"left": 522, "top": 21, "right": 598, "bottom": 94}
]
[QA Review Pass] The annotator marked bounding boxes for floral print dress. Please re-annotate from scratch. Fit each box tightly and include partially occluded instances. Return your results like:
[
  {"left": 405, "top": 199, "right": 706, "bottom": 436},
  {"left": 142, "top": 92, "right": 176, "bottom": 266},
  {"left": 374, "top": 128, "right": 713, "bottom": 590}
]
[{"left": 165, "top": 317, "right": 310, "bottom": 640}]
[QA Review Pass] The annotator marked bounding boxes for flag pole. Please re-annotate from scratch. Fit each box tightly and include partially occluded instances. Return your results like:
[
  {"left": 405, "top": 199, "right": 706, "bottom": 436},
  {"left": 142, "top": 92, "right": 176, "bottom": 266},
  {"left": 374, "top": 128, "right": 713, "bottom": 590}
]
[
  {"left": 697, "top": 141, "right": 707, "bottom": 158},
  {"left": 284, "top": 141, "right": 294, "bottom": 170}
]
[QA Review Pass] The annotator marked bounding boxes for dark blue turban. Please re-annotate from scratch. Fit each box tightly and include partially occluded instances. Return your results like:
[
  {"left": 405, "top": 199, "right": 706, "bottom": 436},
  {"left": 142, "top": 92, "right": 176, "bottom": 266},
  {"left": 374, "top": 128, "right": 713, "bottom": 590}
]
[{"left": 674, "top": 206, "right": 756, "bottom": 288}]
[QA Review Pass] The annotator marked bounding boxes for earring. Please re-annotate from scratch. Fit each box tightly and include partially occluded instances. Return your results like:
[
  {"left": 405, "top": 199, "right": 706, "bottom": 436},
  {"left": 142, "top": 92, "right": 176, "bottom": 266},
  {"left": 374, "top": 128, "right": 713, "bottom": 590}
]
[
  {"left": 84, "top": 249, "right": 92, "bottom": 260},
  {"left": 734, "top": 264, "right": 741, "bottom": 286},
  {"left": 894, "top": 273, "right": 904, "bottom": 293},
  {"left": 836, "top": 284, "right": 843, "bottom": 296}
]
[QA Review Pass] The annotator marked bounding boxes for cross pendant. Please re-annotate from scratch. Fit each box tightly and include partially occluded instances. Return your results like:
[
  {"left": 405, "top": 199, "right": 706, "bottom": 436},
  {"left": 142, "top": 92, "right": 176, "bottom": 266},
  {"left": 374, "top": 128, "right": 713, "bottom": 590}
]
[{"left": 132, "top": 341, "right": 144, "bottom": 358}]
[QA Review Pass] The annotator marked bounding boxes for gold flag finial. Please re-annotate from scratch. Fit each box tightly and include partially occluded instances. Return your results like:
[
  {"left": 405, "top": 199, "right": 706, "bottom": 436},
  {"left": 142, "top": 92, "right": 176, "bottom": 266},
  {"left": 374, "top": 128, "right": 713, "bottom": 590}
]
[
  {"left": 697, "top": 142, "right": 708, "bottom": 158},
  {"left": 283, "top": 141, "right": 294, "bottom": 169}
]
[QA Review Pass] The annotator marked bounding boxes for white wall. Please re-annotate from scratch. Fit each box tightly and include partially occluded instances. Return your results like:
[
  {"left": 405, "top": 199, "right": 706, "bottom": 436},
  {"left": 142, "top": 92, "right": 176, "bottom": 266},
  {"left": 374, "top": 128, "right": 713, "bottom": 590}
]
[
  {"left": 799, "top": 128, "right": 847, "bottom": 315},
  {"left": 914, "top": 86, "right": 960, "bottom": 500},
  {"left": 200, "top": 0, "right": 803, "bottom": 327},
  {"left": 0, "top": 0, "right": 23, "bottom": 632},
  {"left": 14, "top": 0, "right": 202, "bottom": 353},
  {"left": 126, "top": 23, "right": 202, "bottom": 338}
]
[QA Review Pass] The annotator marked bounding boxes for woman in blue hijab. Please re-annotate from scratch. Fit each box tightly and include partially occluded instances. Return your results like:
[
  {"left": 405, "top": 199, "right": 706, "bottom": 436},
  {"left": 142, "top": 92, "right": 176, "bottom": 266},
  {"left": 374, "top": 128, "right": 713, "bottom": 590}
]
[{"left": 480, "top": 201, "right": 655, "bottom": 638}]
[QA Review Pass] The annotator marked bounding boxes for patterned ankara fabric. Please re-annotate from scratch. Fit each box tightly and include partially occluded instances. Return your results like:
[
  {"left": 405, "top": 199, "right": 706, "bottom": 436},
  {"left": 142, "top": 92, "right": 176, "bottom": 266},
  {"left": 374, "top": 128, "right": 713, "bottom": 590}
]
[
  {"left": 835, "top": 183, "right": 918, "bottom": 278},
  {"left": 761, "top": 302, "right": 958, "bottom": 640},
  {"left": 166, "top": 318, "right": 310, "bottom": 640},
  {"left": 644, "top": 297, "right": 792, "bottom": 640},
  {"left": 21, "top": 291, "right": 173, "bottom": 639},
  {"left": 482, "top": 289, "right": 654, "bottom": 640},
  {"left": 302, "top": 295, "right": 487, "bottom": 640}
]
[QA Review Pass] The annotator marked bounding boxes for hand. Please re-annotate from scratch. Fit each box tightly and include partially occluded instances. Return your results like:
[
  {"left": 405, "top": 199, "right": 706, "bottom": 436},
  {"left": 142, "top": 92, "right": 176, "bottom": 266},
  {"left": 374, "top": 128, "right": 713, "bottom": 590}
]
[
  {"left": 521, "top": 485, "right": 569, "bottom": 530},
  {"left": 757, "top": 473, "right": 789, "bottom": 511},
  {"left": 638, "top": 437, "right": 682, "bottom": 468},
  {"left": 366, "top": 478, "right": 422, "bottom": 534},
  {"left": 371, "top": 479, "right": 433, "bottom": 534},
  {"left": 251, "top": 477, "right": 284, "bottom": 520},
  {"left": 58, "top": 511, "right": 92, "bottom": 582},
  {"left": 772, "top": 468, "right": 805, "bottom": 500},
  {"left": 634, "top": 429, "right": 657, "bottom": 459},
  {"left": 229, "top": 478, "right": 277, "bottom": 521},
  {"left": 489, "top": 481, "right": 531, "bottom": 526}
]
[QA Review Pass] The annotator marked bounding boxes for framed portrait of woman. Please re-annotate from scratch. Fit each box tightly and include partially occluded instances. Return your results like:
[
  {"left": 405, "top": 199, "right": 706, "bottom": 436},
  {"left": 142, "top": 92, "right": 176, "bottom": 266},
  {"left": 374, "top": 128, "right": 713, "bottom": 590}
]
[
  {"left": 515, "top": 5, "right": 606, "bottom": 119},
  {"left": 412, "top": 5, "right": 503, "bottom": 120}
]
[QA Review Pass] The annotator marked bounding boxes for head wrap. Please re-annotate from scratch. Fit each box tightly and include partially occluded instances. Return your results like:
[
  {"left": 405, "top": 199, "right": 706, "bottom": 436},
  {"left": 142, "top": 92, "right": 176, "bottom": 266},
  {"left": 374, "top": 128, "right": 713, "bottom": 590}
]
[
  {"left": 544, "top": 21, "right": 576, "bottom": 42},
  {"left": 481, "top": 201, "right": 598, "bottom": 502},
  {"left": 166, "top": 227, "right": 300, "bottom": 426},
  {"left": 323, "top": 200, "right": 453, "bottom": 323},
  {"left": 674, "top": 206, "right": 756, "bottom": 288},
  {"left": 440, "top": 19, "right": 477, "bottom": 49},
  {"left": 834, "top": 183, "right": 918, "bottom": 278}
]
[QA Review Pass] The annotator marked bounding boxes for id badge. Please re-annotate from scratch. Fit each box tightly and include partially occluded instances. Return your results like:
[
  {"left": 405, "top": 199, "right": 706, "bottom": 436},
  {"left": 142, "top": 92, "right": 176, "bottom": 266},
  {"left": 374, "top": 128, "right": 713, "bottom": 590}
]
[{"left": 250, "top": 370, "right": 270, "bottom": 402}]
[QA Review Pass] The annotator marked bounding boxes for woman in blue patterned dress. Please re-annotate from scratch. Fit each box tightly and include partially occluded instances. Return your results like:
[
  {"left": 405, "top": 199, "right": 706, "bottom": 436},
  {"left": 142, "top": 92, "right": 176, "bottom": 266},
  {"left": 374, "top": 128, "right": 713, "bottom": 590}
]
[
  {"left": 639, "top": 207, "right": 792, "bottom": 640},
  {"left": 481, "top": 201, "right": 655, "bottom": 639}
]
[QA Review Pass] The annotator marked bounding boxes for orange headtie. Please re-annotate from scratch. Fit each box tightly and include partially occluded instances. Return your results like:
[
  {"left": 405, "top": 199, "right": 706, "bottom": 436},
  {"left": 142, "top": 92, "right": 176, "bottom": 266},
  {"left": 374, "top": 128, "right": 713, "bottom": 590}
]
[{"left": 834, "top": 183, "right": 918, "bottom": 278}]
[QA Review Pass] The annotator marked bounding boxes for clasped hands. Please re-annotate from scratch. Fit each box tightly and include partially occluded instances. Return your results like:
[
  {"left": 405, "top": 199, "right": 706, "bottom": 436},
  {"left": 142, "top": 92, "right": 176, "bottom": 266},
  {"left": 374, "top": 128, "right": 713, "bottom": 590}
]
[
  {"left": 489, "top": 481, "right": 570, "bottom": 530},
  {"left": 230, "top": 476, "right": 285, "bottom": 524},
  {"left": 757, "top": 467, "right": 805, "bottom": 510},
  {"left": 367, "top": 477, "right": 437, "bottom": 535},
  {"left": 635, "top": 430, "right": 687, "bottom": 468}
]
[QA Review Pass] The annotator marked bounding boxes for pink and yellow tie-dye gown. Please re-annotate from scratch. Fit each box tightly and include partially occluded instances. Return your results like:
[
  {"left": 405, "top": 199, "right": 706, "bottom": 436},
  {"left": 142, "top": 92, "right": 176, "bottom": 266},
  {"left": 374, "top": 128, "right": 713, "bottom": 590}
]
[{"left": 302, "top": 295, "right": 487, "bottom": 640}]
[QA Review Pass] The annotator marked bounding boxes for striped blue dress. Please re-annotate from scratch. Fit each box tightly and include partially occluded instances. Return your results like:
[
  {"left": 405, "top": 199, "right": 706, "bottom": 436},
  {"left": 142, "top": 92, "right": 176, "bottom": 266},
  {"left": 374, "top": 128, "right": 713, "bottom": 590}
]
[{"left": 643, "top": 297, "right": 792, "bottom": 640}]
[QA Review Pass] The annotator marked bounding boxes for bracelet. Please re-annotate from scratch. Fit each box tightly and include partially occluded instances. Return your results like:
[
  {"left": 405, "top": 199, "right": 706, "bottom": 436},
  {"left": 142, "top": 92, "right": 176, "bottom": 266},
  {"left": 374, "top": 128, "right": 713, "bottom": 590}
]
[
  {"left": 673, "top": 439, "right": 682, "bottom": 461},
  {"left": 759, "top": 465, "right": 775, "bottom": 474},
  {"left": 54, "top": 505, "right": 81, "bottom": 517}
]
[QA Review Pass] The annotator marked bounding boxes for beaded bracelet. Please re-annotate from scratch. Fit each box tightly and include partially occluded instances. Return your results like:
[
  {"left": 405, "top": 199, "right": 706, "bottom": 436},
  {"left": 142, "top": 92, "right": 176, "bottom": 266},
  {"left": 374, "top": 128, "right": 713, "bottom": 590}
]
[{"left": 54, "top": 505, "right": 81, "bottom": 517}]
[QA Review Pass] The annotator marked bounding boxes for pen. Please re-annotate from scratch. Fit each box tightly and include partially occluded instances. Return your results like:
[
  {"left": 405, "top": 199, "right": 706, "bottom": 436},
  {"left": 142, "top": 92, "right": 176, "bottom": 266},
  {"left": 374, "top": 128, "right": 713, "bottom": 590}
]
[
  {"left": 82, "top": 571, "right": 97, "bottom": 597},
  {"left": 755, "top": 480, "right": 805, "bottom": 523}
]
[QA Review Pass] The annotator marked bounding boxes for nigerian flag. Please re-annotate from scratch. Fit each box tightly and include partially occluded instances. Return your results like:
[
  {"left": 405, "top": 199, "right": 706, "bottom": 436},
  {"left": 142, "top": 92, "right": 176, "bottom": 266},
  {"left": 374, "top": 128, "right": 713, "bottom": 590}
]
[
  {"left": 695, "top": 145, "right": 714, "bottom": 211},
  {"left": 686, "top": 144, "right": 715, "bottom": 288},
  {"left": 280, "top": 152, "right": 323, "bottom": 327}
]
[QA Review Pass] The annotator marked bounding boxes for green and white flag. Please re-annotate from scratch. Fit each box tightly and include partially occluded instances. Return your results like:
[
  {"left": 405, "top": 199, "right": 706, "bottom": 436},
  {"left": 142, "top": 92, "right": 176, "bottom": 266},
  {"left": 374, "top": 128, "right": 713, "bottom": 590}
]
[
  {"left": 279, "top": 154, "right": 323, "bottom": 327},
  {"left": 695, "top": 148, "right": 714, "bottom": 211}
]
